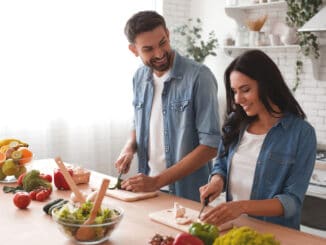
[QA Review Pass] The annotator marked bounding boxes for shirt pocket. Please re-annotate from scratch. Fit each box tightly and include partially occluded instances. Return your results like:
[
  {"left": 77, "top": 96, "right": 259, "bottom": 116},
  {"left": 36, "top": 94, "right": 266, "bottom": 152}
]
[
  {"left": 268, "top": 152, "right": 295, "bottom": 165},
  {"left": 170, "top": 100, "right": 190, "bottom": 112},
  {"left": 264, "top": 151, "right": 295, "bottom": 186},
  {"left": 133, "top": 101, "right": 144, "bottom": 110},
  {"left": 169, "top": 100, "right": 193, "bottom": 129}
]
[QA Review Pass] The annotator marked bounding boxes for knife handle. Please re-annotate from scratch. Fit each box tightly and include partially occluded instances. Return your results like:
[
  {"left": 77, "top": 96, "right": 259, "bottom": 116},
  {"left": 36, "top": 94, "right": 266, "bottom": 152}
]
[{"left": 204, "top": 194, "right": 211, "bottom": 206}]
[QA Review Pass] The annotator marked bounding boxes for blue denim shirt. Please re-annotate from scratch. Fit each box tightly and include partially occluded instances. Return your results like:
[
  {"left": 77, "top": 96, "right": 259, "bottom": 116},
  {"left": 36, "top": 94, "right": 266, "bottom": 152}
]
[
  {"left": 211, "top": 113, "right": 316, "bottom": 229},
  {"left": 132, "top": 51, "right": 221, "bottom": 201}
]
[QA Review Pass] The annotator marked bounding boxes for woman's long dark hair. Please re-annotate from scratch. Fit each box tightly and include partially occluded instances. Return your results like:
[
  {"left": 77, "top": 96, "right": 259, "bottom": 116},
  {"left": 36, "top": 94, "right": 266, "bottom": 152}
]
[{"left": 222, "top": 49, "right": 306, "bottom": 155}]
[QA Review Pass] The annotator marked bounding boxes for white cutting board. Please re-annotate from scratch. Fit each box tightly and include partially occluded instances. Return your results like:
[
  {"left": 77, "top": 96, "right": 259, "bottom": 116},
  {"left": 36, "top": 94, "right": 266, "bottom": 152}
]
[{"left": 149, "top": 208, "right": 199, "bottom": 232}]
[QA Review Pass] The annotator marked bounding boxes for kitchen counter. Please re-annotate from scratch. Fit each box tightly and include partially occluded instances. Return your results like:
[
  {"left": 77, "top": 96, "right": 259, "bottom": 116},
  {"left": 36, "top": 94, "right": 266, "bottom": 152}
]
[{"left": 1, "top": 159, "right": 326, "bottom": 245}]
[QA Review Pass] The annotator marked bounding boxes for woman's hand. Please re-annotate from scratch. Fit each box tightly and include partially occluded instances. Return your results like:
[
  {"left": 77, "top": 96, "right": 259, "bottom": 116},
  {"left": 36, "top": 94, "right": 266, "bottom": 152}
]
[
  {"left": 201, "top": 201, "right": 245, "bottom": 226},
  {"left": 199, "top": 174, "right": 224, "bottom": 204}
]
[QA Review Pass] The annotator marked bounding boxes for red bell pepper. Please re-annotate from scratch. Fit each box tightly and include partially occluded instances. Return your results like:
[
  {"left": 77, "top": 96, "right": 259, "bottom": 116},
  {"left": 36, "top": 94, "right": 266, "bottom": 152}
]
[
  {"left": 173, "top": 233, "right": 204, "bottom": 245},
  {"left": 53, "top": 168, "right": 73, "bottom": 190}
]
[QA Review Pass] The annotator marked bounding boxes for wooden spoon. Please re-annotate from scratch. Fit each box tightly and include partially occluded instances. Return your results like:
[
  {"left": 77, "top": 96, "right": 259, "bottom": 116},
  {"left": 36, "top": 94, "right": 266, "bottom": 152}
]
[
  {"left": 54, "top": 157, "right": 86, "bottom": 203},
  {"left": 75, "top": 178, "right": 110, "bottom": 241}
]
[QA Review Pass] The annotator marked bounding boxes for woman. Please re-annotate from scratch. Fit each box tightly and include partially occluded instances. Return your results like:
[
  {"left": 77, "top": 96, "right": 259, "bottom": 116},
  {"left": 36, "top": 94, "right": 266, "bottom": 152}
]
[{"left": 200, "top": 50, "right": 316, "bottom": 230}]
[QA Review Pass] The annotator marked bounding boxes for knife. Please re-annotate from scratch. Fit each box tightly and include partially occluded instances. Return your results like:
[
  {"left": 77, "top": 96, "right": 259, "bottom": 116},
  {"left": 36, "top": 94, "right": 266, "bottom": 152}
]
[
  {"left": 108, "top": 171, "right": 124, "bottom": 190},
  {"left": 198, "top": 195, "right": 211, "bottom": 219}
]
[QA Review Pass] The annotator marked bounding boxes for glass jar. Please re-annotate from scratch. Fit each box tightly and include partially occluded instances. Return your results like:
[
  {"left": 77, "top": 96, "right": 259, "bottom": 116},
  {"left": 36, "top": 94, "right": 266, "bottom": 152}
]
[{"left": 235, "top": 26, "right": 248, "bottom": 46}]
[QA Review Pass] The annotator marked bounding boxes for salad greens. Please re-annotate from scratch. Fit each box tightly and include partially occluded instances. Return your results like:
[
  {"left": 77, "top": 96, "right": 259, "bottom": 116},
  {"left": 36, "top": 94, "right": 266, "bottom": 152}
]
[{"left": 52, "top": 201, "right": 122, "bottom": 242}]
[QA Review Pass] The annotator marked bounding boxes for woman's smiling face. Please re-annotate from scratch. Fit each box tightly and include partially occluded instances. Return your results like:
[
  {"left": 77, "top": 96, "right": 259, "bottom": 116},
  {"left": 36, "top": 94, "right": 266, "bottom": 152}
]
[{"left": 230, "top": 70, "right": 266, "bottom": 117}]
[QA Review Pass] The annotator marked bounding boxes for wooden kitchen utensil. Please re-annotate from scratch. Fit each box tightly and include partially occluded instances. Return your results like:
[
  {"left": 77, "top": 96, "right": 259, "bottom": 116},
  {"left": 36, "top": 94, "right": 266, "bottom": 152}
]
[
  {"left": 54, "top": 157, "right": 86, "bottom": 203},
  {"left": 75, "top": 178, "right": 110, "bottom": 241}
]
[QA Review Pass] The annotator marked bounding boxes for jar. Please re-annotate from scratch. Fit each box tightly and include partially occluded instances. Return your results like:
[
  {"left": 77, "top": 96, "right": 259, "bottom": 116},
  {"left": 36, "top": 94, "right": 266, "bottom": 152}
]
[
  {"left": 226, "top": 0, "right": 238, "bottom": 6},
  {"left": 235, "top": 26, "right": 248, "bottom": 46}
]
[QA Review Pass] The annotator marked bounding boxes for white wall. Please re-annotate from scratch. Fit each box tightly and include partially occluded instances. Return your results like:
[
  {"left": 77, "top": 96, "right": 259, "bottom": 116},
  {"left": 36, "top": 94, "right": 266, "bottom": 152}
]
[{"left": 163, "top": 0, "right": 326, "bottom": 149}]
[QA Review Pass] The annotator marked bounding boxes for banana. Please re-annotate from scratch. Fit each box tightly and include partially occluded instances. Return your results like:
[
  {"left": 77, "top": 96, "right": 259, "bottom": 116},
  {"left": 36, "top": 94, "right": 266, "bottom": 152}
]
[{"left": 0, "top": 138, "right": 29, "bottom": 148}]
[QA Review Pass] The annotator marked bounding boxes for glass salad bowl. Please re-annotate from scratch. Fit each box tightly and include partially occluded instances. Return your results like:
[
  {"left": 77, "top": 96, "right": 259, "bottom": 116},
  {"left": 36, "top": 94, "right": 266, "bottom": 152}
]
[{"left": 51, "top": 201, "right": 124, "bottom": 244}]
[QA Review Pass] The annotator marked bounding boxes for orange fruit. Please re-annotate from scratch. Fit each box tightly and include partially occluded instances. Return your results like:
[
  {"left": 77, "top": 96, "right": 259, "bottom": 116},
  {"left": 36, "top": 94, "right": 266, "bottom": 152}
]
[
  {"left": 0, "top": 152, "right": 6, "bottom": 167},
  {"left": 18, "top": 148, "right": 33, "bottom": 165}
]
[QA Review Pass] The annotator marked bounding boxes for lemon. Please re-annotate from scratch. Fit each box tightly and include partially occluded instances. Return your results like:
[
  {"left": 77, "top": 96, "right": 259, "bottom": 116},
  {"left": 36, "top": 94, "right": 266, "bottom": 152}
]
[{"left": 2, "top": 159, "right": 19, "bottom": 176}]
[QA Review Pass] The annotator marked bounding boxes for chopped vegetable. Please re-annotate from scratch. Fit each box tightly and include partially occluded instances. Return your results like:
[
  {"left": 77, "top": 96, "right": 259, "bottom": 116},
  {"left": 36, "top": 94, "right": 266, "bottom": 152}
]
[{"left": 52, "top": 201, "right": 121, "bottom": 242}]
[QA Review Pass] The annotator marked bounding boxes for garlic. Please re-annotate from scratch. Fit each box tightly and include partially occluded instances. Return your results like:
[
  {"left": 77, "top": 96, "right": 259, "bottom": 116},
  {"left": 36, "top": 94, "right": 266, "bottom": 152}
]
[
  {"left": 70, "top": 192, "right": 87, "bottom": 203},
  {"left": 86, "top": 191, "right": 98, "bottom": 202}
]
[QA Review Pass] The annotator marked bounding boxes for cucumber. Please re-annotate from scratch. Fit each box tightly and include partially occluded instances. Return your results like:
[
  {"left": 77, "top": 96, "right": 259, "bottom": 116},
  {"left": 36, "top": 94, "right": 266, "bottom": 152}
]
[{"left": 43, "top": 198, "right": 64, "bottom": 214}]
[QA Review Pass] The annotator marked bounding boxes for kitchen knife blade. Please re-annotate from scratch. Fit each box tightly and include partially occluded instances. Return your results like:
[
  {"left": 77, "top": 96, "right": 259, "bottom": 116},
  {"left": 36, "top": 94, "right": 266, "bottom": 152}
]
[{"left": 198, "top": 196, "right": 210, "bottom": 219}]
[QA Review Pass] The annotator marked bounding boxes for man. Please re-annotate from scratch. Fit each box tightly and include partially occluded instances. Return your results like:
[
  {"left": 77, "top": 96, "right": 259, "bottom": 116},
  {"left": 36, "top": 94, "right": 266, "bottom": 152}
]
[{"left": 115, "top": 10, "right": 220, "bottom": 201}]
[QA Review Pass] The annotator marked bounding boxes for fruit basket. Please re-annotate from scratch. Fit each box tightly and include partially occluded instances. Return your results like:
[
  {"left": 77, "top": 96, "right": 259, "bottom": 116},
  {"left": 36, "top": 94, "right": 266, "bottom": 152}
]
[
  {"left": 52, "top": 201, "right": 124, "bottom": 244},
  {"left": 0, "top": 138, "right": 34, "bottom": 183}
]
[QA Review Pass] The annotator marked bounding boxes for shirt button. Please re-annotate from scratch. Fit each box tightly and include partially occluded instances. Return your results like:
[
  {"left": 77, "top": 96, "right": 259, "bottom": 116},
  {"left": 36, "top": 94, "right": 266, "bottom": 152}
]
[
  {"left": 164, "top": 130, "right": 167, "bottom": 135},
  {"left": 163, "top": 110, "right": 166, "bottom": 115}
]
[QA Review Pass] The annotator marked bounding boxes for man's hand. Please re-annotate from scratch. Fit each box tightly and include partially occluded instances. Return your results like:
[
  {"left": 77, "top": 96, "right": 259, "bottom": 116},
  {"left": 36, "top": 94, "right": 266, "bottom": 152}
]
[
  {"left": 114, "top": 152, "right": 133, "bottom": 174},
  {"left": 121, "top": 173, "right": 159, "bottom": 192}
]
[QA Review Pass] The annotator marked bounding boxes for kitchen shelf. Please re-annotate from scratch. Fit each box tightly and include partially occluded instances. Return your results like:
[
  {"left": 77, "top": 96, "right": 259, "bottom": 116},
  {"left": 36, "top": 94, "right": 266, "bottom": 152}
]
[
  {"left": 222, "top": 45, "right": 299, "bottom": 56},
  {"left": 225, "top": 1, "right": 286, "bottom": 10},
  {"left": 225, "top": 1, "right": 287, "bottom": 27}
]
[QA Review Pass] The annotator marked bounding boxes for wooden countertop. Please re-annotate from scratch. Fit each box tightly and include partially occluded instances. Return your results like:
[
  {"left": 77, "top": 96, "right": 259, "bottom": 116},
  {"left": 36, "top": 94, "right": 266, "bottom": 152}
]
[{"left": 1, "top": 159, "right": 326, "bottom": 245}]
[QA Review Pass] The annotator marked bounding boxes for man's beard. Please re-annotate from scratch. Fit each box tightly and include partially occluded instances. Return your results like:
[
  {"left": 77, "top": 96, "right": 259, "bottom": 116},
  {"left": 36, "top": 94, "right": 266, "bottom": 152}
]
[{"left": 146, "top": 51, "right": 172, "bottom": 72}]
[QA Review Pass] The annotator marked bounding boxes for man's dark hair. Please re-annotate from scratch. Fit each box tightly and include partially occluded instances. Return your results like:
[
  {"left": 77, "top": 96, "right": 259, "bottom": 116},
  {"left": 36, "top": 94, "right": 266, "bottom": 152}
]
[{"left": 124, "top": 10, "right": 167, "bottom": 43}]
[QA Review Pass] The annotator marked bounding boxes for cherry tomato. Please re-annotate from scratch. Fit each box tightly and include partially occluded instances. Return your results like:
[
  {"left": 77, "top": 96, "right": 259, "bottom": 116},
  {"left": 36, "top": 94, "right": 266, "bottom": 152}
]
[
  {"left": 40, "top": 174, "right": 52, "bottom": 183},
  {"left": 13, "top": 192, "right": 31, "bottom": 209},
  {"left": 35, "top": 190, "right": 50, "bottom": 202},
  {"left": 17, "top": 173, "right": 26, "bottom": 186},
  {"left": 29, "top": 190, "right": 37, "bottom": 200}
]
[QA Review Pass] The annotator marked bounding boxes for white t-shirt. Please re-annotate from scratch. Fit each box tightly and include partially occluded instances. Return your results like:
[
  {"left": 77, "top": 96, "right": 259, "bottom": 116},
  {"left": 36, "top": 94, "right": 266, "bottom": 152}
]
[
  {"left": 229, "top": 130, "right": 266, "bottom": 201},
  {"left": 148, "top": 71, "right": 170, "bottom": 183}
]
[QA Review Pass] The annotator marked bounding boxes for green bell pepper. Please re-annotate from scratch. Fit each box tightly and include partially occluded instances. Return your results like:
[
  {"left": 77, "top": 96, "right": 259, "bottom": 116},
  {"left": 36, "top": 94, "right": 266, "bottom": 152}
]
[{"left": 189, "top": 222, "right": 219, "bottom": 245}]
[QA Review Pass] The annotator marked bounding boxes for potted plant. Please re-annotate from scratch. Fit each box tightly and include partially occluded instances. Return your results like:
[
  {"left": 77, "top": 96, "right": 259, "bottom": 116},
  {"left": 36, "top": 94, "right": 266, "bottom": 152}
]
[
  {"left": 285, "top": 0, "right": 323, "bottom": 91},
  {"left": 172, "top": 18, "right": 218, "bottom": 63}
]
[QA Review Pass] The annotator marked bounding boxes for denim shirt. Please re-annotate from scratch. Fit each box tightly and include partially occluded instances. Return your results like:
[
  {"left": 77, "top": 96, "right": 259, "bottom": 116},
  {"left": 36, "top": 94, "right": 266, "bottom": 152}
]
[
  {"left": 211, "top": 113, "right": 316, "bottom": 229},
  {"left": 132, "top": 51, "right": 221, "bottom": 201}
]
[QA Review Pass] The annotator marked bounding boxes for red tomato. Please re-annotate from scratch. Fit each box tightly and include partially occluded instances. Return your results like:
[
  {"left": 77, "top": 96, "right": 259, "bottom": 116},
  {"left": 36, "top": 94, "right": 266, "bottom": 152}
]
[
  {"left": 40, "top": 174, "right": 52, "bottom": 183},
  {"left": 13, "top": 192, "right": 31, "bottom": 209},
  {"left": 17, "top": 173, "right": 26, "bottom": 186},
  {"left": 29, "top": 190, "right": 37, "bottom": 200},
  {"left": 173, "top": 233, "right": 204, "bottom": 245},
  {"left": 35, "top": 190, "right": 49, "bottom": 202}
]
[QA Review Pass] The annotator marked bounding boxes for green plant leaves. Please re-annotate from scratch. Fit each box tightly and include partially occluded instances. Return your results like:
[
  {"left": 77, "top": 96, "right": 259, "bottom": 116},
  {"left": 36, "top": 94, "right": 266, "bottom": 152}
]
[
  {"left": 173, "top": 18, "right": 218, "bottom": 63},
  {"left": 285, "top": 0, "right": 322, "bottom": 91}
]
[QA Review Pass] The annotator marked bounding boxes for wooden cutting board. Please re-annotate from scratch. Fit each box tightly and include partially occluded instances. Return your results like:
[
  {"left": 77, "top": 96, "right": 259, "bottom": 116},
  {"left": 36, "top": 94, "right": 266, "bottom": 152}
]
[
  {"left": 149, "top": 208, "right": 199, "bottom": 232},
  {"left": 103, "top": 189, "right": 158, "bottom": 202},
  {"left": 149, "top": 208, "right": 235, "bottom": 233},
  {"left": 90, "top": 177, "right": 159, "bottom": 202}
]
